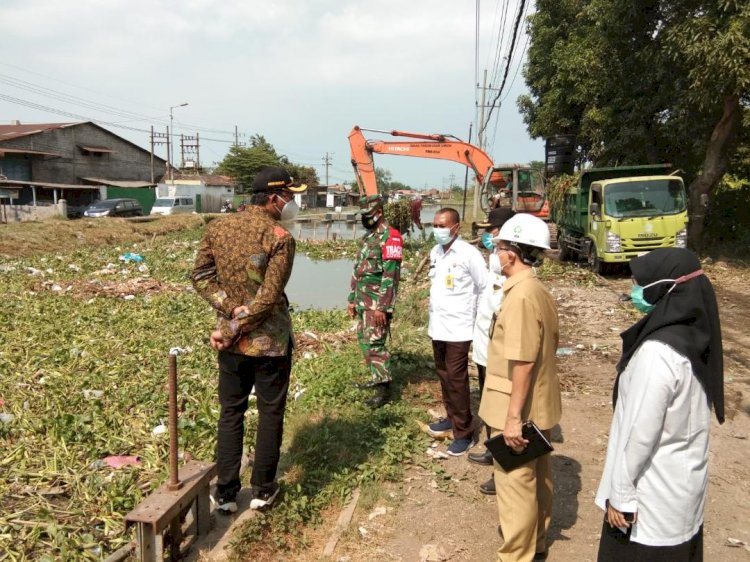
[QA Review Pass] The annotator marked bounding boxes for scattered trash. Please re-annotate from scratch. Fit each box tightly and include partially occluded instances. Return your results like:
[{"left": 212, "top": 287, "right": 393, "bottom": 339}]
[
  {"left": 169, "top": 346, "right": 192, "bottom": 355},
  {"left": 0, "top": 413, "right": 15, "bottom": 424},
  {"left": 726, "top": 538, "right": 750, "bottom": 552},
  {"left": 68, "top": 264, "right": 81, "bottom": 272},
  {"left": 26, "top": 267, "right": 43, "bottom": 276},
  {"left": 123, "top": 294, "right": 136, "bottom": 300},
  {"left": 556, "top": 347, "right": 575, "bottom": 357},
  {"left": 152, "top": 424, "right": 167, "bottom": 436},
  {"left": 426, "top": 448, "right": 449, "bottom": 460},
  {"left": 419, "top": 544, "right": 448, "bottom": 562},
  {"left": 119, "top": 253, "right": 144, "bottom": 263},
  {"left": 358, "top": 526, "right": 368, "bottom": 537},
  {"left": 50, "top": 284, "right": 64, "bottom": 292},
  {"left": 575, "top": 344, "right": 585, "bottom": 350},
  {"left": 302, "top": 351, "right": 316, "bottom": 360},
  {"left": 82, "top": 389, "right": 104, "bottom": 400},
  {"left": 0, "top": 398, "right": 4, "bottom": 408},
  {"left": 137, "top": 264, "right": 149, "bottom": 273},
  {"left": 37, "top": 486, "right": 66, "bottom": 496},
  {"left": 101, "top": 455, "right": 142, "bottom": 469},
  {"left": 368, "top": 506, "right": 387, "bottom": 521},
  {"left": 293, "top": 386, "right": 306, "bottom": 401},
  {"left": 0, "top": 264, "right": 16, "bottom": 273},
  {"left": 302, "top": 331, "right": 319, "bottom": 341}
]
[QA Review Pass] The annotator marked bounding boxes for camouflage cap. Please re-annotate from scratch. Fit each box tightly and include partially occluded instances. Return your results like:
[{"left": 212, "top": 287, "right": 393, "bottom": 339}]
[{"left": 358, "top": 194, "right": 384, "bottom": 214}]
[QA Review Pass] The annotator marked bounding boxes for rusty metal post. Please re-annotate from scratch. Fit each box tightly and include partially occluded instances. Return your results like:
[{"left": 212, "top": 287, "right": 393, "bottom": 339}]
[{"left": 167, "top": 354, "right": 182, "bottom": 491}]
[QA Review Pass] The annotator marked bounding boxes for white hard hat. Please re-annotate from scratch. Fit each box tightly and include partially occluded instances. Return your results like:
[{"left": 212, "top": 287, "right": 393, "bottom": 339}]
[{"left": 492, "top": 213, "right": 551, "bottom": 250}]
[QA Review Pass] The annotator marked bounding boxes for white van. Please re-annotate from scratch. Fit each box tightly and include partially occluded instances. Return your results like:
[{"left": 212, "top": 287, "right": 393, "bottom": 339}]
[{"left": 150, "top": 197, "right": 196, "bottom": 216}]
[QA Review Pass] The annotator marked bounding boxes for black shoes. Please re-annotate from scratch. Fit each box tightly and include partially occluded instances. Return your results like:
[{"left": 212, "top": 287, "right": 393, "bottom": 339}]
[
  {"left": 364, "top": 382, "right": 391, "bottom": 408},
  {"left": 468, "top": 449, "right": 494, "bottom": 466},
  {"left": 479, "top": 477, "right": 496, "bottom": 495}
]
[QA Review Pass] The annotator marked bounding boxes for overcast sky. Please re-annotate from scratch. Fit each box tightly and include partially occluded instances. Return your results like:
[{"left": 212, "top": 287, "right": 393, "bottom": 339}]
[{"left": 0, "top": 0, "right": 542, "bottom": 189}]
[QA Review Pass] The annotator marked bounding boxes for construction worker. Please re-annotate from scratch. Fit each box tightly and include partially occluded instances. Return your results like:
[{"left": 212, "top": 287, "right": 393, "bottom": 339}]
[
  {"left": 479, "top": 213, "right": 561, "bottom": 562},
  {"left": 348, "top": 195, "right": 403, "bottom": 408},
  {"left": 191, "top": 166, "right": 307, "bottom": 514}
]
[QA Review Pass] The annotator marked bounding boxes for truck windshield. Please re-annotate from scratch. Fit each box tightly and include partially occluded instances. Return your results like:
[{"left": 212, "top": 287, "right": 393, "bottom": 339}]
[{"left": 604, "top": 179, "right": 686, "bottom": 218}]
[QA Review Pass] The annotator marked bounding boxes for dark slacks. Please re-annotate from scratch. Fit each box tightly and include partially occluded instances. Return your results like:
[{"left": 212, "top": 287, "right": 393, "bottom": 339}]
[
  {"left": 431, "top": 339, "right": 473, "bottom": 440},
  {"left": 597, "top": 520, "right": 703, "bottom": 562},
  {"left": 217, "top": 350, "right": 291, "bottom": 495}
]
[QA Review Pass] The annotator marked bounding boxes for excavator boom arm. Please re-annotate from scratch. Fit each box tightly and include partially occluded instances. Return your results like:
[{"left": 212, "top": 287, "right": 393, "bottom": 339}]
[{"left": 349, "top": 126, "right": 495, "bottom": 196}]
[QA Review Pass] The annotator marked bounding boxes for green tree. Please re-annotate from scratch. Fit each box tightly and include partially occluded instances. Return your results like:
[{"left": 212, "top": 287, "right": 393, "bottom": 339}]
[
  {"left": 518, "top": 0, "right": 750, "bottom": 246},
  {"left": 215, "top": 135, "right": 320, "bottom": 192}
]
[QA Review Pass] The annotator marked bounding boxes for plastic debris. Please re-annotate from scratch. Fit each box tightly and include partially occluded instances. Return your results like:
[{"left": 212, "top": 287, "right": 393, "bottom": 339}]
[
  {"left": 68, "top": 264, "right": 81, "bottom": 272},
  {"left": 102, "top": 455, "right": 142, "bottom": 469},
  {"left": 358, "top": 526, "right": 368, "bottom": 537},
  {"left": 169, "top": 346, "right": 193, "bottom": 355},
  {"left": 556, "top": 347, "right": 575, "bottom": 357},
  {"left": 0, "top": 413, "right": 15, "bottom": 424},
  {"left": 293, "top": 386, "right": 306, "bottom": 400},
  {"left": 0, "top": 264, "right": 16, "bottom": 273},
  {"left": 426, "top": 448, "right": 450, "bottom": 460},
  {"left": 82, "top": 389, "right": 104, "bottom": 400},
  {"left": 119, "top": 253, "right": 144, "bottom": 263},
  {"left": 368, "top": 506, "right": 387, "bottom": 521},
  {"left": 302, "top": 351, "right": 316, "bottom": 360},
  {"left": 26, "top": 267, "right": 43, "bottom": 276},
  {"left": 51, "top": 284, "right": 64, "bottom": 292},
  {"left": 137, "top": 264, "right": 149, "bottom": 273},
  {"left": 152, "top": 424, "right": 167, "bottom": 436},
  {"left": 123, "top": 295, "right": 136, "bottom": 300}
]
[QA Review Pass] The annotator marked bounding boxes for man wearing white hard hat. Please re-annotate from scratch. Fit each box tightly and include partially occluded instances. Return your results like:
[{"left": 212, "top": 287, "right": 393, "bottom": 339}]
[{"left": 479, "top": 213, "right": 561, "bottom": 562}]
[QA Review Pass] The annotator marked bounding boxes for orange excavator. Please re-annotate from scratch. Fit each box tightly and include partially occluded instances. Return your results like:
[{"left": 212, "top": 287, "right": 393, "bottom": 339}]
[{"left": 348, "top": 125, "right": 550, "bottom": 220}]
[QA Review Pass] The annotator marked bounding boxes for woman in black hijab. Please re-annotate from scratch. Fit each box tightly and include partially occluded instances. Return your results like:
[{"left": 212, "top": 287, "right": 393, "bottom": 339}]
[{"left": 595, "top": 248, "right": 723, "bottom": 562}]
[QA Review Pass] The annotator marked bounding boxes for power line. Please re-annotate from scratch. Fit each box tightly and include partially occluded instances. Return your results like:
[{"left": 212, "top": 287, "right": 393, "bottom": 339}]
[{"left": 480, "top": 0, "right": 527, "bottom": 136}]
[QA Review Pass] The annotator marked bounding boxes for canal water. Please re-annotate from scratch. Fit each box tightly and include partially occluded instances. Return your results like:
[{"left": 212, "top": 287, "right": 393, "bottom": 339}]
[
  {"left": 286, "top": 255, "right": 353, "bottom": 309},
  {"left": 284, "top": 205, "right": 463, "bottom": 309}
]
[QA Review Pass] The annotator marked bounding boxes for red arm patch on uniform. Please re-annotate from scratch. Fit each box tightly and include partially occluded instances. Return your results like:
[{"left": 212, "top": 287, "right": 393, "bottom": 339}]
[{"left": 382, "top": 227, "right": 403, "bottom": 261}]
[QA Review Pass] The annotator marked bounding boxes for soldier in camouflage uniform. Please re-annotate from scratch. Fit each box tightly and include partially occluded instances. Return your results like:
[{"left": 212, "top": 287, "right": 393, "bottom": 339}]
[
  {"left": 191, "top": 166, "right": 306, "bottom": 514},
  {"left": 348, "top": 194, "right": 403, "bottom": 408}
]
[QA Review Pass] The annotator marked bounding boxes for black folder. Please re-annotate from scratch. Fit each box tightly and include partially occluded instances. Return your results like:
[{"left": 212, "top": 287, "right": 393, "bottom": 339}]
[{"left": 484, "top": 421, "right": 554, "bottom": 471}]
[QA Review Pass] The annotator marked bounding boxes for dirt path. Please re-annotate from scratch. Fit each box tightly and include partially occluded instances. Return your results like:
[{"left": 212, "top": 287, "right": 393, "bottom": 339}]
[{"left": 317, "top": 263, "right": 750, "bottom": 562}]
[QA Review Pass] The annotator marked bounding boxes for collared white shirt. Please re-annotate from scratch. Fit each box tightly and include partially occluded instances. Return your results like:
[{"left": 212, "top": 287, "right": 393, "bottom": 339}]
[
  {"left": 428, "top": 237, "right": 487, "bottom": 342},
  {"left": 595, "top": 340, "right": 710, "bottom": 547},
  {"left": 472, "top": 270, "right": 506, "bottom": 366}
]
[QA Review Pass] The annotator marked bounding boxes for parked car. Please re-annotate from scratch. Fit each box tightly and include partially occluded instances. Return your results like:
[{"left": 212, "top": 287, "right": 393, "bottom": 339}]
[
  {"left": 83, "top": 198, "right": 143, "bottom": 218},
  {"left": 150, "top": 196, "right": 195, "bottom": 216}
]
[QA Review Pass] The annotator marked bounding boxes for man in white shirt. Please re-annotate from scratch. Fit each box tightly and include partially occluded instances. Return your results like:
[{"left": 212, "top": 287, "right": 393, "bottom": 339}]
[{"left": 427, "top": 207, "right": 488, "bottom": 456}]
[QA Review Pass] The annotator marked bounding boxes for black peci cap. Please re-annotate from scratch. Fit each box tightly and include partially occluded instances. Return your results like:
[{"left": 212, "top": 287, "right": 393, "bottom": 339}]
[{"left": 251, "top": 166, "right": 307, "bottom": 193}]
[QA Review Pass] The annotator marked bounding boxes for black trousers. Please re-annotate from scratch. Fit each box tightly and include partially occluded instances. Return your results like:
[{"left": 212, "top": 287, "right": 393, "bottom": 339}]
[
  {"left": 217, "top": 350, "right": 291, "bottom": 495},
  {"left": 597, "top": 520, "right": 703, "bottom": 562}
]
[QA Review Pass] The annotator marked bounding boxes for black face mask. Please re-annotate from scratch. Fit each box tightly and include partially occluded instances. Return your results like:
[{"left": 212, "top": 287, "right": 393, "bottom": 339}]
[{"left": 361, "top": 212, "right": 379, "bottom": 230}]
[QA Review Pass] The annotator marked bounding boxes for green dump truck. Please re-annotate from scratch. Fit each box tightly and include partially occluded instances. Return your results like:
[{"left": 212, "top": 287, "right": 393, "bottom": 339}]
[{"left": 554, "top": 165, "right": 688, "bottom": 274}]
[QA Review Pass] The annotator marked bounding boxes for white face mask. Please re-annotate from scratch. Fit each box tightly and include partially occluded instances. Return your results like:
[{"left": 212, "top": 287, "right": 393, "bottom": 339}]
[
  {"left": 433, "top": 226, "right": 455, "bottom": 246},
  {"left": 489, "top": 253, "right": 503, "bottom": 274},
  {"left": 275, "top": 195, "right": 299, "bottom": 221}
]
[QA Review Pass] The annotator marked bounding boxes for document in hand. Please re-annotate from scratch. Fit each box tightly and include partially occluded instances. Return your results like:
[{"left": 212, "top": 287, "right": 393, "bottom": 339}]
[{"left": 484, "top": 420, "right": 554, "bottom": 471}]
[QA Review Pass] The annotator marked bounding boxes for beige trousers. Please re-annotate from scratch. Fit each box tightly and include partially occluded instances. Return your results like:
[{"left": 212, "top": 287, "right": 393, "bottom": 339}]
[{"left": 492, "top": 429, "right": 553, "bottom": 562}]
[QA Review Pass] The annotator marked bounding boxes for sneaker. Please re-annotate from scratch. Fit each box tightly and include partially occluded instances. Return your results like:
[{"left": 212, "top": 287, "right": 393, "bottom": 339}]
[
  {"left": 447, "top": 437, "right": 473, "bottom": 456},
  {"left": 427, "top": 418, "right": 453, "bottom": 438},
  {"left": 468, "top": 449, "right": 494, "bottom": 466},
  {"left": 250, "top": 483, "right": 280, "bottom": 511},
  {"left": 214, "top": 490, "right": 238, "bottom": 514},
  {"left": 479, "top": 477, "right": 496, "bottom": 495}
]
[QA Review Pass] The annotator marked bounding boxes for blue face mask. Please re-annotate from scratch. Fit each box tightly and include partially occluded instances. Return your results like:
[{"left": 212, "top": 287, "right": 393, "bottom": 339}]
[
  {"left": 481, "top": 232, "right": 495, "bottom": 250},
  {"left": 630, "top": 284, "right": 655, "bottom": 314}
]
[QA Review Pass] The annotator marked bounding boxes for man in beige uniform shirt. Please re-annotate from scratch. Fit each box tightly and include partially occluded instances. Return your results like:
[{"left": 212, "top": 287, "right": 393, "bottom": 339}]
[{"left": 479, "top": 214, "right": 561, "bottom": 562}]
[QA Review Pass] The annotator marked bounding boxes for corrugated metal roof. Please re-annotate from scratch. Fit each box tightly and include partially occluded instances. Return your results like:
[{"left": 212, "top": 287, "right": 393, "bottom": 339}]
[
  {"left": 0, "top": 123, "right": 77, "bottom": 142},
  {"left": 170, "top": 172, "right": 236, "bottom": 186},
  {"left": 0, "top": 147, "right": 63, "bottom": 158},
  {"left": 81, "top": 177, "right": 154, "bottom": 188}
]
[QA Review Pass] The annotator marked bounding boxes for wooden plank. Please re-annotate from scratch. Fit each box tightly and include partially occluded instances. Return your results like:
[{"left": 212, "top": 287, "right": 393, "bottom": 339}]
[
  {"left": 125, "top": 460, "right": 217, "bottom": 534},
  {"left": 322, "top": 488, "right": 361, "bottom": 558}
]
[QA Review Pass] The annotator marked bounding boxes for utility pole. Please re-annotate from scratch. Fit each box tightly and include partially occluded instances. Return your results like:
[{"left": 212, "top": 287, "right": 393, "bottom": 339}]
[
  {"left": 474, "top": 69, "right": 500, "bottom": 220},
  {"left": 169, "top": 102, "right": 188, "bottom": 182},
  {"left": 151, "top": 128, "right": 169, "bottom": 185},
  {"left": 322, "top": 152, "right": 333, "bottom": 186},
  {"left": 180, "top": 134, "right": 201, "bottom": 171}
]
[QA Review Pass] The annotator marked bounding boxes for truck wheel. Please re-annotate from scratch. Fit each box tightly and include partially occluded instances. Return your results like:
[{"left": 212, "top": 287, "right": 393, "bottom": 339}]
[
  {"left": 547, "top": 223, "right": 558, "bottom": 249},
  {"left": 588, "top": 242, "right": 607, "bottom": 275}
]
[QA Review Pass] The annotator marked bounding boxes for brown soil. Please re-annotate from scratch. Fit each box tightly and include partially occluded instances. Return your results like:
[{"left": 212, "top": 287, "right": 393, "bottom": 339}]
[
  {"left": 0, "top": 214, "right": 203, "bottom": 258},
  {"left": 301, "top": 260, "right": 750, "bottom": 562}
]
